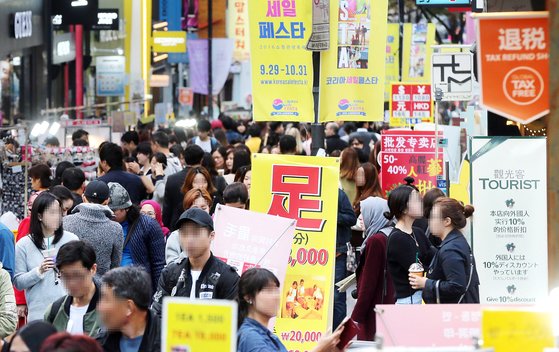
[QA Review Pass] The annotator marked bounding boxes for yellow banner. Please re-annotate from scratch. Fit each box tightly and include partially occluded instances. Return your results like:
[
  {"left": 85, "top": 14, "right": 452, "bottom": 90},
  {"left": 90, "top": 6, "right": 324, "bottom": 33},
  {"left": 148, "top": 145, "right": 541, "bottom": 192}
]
[
  {"left": 162, "top": 298, "right": 237, "bottom": 352},
  {"left": 385, "top": 23, "right": 400, "bottom": 101},
  {"left": 226, "top": 0, "right": 250, "bottom": 61},
  {"left": 402, "top": 23, "right": 436, "bottom": 83},
  {"left": 251, "top": 154, "right": 340, "bottom": 351},
  {"left": 318, "top": 0, "right": 388, "bottom": 122},
  {"left": 482, "top": 309, "right": 554, "bottom": 352},
  {"left": 152, "top": 31, "right": 187, "bottom": 53},
  {"left": 249, "top": 0, "right": 314, "bottom": 122}
]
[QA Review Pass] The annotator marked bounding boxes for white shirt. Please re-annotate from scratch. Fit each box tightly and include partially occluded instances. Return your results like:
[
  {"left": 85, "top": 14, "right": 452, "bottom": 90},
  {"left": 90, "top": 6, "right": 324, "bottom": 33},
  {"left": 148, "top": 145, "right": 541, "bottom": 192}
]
[
  {"left": 190, "top": 270, "right": 202, "bottom": 299},
  {"left": 313, "top": 289, "right": 323, "bottom": 300},
  {"left": 287, "top": 287, "right": 297, "bottom": 303},
  {"left": 195, "top": 137, "right": 213, "bottom": 153},
  {"left": 67, "top": 305, "right": 88, "bottom": 334}
]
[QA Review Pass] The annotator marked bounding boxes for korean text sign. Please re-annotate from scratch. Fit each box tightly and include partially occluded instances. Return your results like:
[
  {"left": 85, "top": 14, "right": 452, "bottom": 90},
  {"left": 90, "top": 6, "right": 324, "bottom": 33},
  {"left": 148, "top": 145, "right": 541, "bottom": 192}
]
[
  {"left": 381, "top": 130, "right": 443, "bottom": 196},
  {"left": 212, "top": 204, "right": 296, "bottom": 289},
  {"left": 471, "top": 137, "right": 547, "bottom": 304},
  {"left": 249, "top": 0, "right": 314, "bottom": 122},
  {"left": 318, "top": 0, "right": 388, "bottom": 122},
  {"left": 162, "top": 298, "right": 237, "bottom": 352},
  {"left": 389, "top": 83, "right": 433, "bottom": 127},
  {"left": 475, "top": 12, "right": 549, "bottom": 124},
  {"left": 251, "top": 154, "right": 340, "bottom": 351},
  {"left": 226, "top": 0, "right": 250, "bottom": 61},
  {"left": 384, "top": 23, "right": 400, "bottom": 101}
]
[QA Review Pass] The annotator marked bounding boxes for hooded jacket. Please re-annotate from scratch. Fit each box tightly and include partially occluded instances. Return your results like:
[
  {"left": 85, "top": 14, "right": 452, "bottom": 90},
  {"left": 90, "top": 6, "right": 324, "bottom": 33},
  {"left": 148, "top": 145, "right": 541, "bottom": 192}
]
[{"left": 63, "top": 203, "right": 123, "bottom": 277}]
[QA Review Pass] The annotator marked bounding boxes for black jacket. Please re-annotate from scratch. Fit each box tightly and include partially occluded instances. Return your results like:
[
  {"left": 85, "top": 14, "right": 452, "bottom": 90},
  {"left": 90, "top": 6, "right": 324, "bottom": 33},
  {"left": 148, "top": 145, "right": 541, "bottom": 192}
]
[
  {"left": 151, "top": 253, "right": 240, "bottom": 317},
  {"left": 337, "top": 189, "right": 357, "bottom": 254},
  {"left": 96, "top": 309, "right": 161, "bottom": 352},
  {"left": 422, "top": 230, "right": 480, "bottom": 304},
  {"left": 163, "top": 167, "right": 189, "bottom": 230},
  {"left": 325, "top": 135, "right": 348, "bottom": 155}
]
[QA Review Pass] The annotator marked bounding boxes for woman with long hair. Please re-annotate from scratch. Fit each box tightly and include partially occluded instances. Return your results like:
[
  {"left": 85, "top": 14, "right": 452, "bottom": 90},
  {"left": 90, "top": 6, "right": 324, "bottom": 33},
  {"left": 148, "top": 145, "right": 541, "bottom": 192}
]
[
  {"left": 14, "top": 193, "right": 79, "bottom": 321},
  {"left": 410, "top": 198, "right": 480, "bottom": 304},
  {"left": 237, "top": 268, "right": 345, "bottom": 352},
  {"left": 339, "top": 148, "right": 365, "bottom": 204},
  {"left": 353, "top": 162, "right": 383, "bottom": 216},
  {"left": 385, "top": 180, "right": 435, "bottom": 305},
  {"left": 212, "top": 146, "right": 229, "bottom": 173},
  {"left": 165, "top": 188, "right": 214, "bottom": 264},
  {"left": 28, "top": 163, "right": 53, "bottom": 212},
  {"left": 180, "top": 166, "right": 218, "bottom": 212}
]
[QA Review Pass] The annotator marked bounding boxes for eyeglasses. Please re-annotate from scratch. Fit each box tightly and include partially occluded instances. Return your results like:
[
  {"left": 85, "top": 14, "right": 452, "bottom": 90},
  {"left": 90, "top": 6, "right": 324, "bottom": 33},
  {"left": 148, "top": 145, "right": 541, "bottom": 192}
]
[{"left": 141, "top": 211, "right": 156, "bottom": 217}]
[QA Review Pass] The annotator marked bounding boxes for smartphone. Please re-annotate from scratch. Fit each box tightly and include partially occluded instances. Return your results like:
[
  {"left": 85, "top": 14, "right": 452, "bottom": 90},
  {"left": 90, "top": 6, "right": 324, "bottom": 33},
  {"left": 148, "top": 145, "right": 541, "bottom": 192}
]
[{"left": 336, "top": 317, "right": 359, "bottom": 349}]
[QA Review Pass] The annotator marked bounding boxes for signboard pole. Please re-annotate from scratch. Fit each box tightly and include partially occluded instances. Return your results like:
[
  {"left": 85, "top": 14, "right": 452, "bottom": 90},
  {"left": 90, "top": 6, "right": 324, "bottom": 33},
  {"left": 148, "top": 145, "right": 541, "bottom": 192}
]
[
  {"left": 398, "top": 0, "right": 404, "bottom": 81},
  {"left": 208, "top": 0, "right": 213, "bottom": 119}
]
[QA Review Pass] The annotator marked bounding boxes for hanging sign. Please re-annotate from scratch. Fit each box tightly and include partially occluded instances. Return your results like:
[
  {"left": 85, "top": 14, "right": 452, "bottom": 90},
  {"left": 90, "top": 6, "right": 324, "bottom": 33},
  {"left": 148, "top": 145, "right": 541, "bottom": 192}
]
[
  {"left": 432, "top": 51, "right": 473, "bottom": 101},
  {"left": 318, "top": 0, "right": 388, "bottom": 122},
  {"left": 389, "top": 83, "right": 433, "bottom": 126},
  {"left": 475, "top": 12, "right": 549, "bottom": 124}
]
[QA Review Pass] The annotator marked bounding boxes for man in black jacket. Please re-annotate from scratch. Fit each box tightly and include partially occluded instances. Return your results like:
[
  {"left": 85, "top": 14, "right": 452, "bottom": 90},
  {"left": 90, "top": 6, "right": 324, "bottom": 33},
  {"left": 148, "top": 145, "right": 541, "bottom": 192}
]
[
  {"left": 162, "top": 144, "right": 205, "bottom": 230},
  {"left": 96, "top": 267, "right": 160, "bottom": 352},
  {"left": 151, "top": 208, "right": 239, "bottom": 318},
  {"left": 325, "top": 122, "right": 348, "bottom": 155}
]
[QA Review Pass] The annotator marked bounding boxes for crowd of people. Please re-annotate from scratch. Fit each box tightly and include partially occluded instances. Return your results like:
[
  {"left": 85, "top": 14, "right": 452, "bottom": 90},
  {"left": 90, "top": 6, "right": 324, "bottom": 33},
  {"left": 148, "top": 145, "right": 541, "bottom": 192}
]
[{"left": 0, "top": 117, "right": 479, "bottom": 351}]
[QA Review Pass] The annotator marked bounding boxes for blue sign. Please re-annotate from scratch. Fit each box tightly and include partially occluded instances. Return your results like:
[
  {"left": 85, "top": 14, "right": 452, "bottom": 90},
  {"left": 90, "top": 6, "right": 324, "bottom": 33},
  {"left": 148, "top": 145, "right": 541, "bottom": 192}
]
[
  {"left": 160, "top": 0, "right": 187, "bottom": 63},
  {"left": 437, "top": 179, "right": 447, "bottom": 189},
  {"left": 416, "top": 0, "right": 471, "bottom": 7}
]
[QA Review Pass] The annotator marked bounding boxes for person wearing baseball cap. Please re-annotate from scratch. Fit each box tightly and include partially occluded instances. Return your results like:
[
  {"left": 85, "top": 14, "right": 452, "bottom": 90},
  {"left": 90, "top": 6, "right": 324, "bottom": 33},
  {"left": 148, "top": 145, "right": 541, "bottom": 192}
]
[
  {"left": 63, "top": 180, "right": 124, "bottom": 277},
  {"left": 151, "top": 208, "right": 239, "bottom": 317}
]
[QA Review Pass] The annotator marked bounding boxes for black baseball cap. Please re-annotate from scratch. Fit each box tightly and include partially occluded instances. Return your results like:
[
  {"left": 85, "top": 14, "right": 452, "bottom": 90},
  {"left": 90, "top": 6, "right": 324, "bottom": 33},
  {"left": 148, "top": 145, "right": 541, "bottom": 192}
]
[
  {"left": 175, "top": 208, "right": 214, "bottom": 231},
  {"left": 84, "top": 180, "right": 110, "bottom": 202}
]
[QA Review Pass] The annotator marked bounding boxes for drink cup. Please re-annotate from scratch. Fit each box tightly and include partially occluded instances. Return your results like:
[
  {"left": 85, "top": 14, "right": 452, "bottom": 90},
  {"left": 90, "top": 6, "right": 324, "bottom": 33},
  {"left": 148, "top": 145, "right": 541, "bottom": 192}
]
[{"left": 409, "top": 262, "right": 424, "bottom": 278}]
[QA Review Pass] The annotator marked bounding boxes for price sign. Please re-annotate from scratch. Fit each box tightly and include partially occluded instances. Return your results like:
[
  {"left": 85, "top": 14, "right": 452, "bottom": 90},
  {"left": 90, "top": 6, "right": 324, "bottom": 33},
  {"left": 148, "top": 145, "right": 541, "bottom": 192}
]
[
  {"left": 381, "top": 130, "right": 444, "bottom": 196},
  {"left": 390, "top": 83, "right": 434, "bottom": 126}
]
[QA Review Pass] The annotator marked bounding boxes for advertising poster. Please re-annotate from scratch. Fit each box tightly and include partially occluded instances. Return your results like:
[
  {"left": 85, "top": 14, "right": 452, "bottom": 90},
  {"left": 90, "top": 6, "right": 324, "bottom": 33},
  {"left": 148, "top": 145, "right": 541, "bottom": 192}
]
[
  {"left": 251, "top": 154, "right": 340, "bottom": 351},
  {"left": 96, "top": 56, "right": 125, "bottom": 96},
  {"left": 385, "top": 23, "right": 400, "bottom": 101},
  {"left": 381, "top": 130, "right": 443, "bottom": 196},
  {"left": 212, "top": 204, "right": 296, "bottom": 285},
  {"left": 475, "top": 12, "right": 549, "bottom": 124},
  {"left": 471, "top": 137, "right": 547, "bottom": 305},
  {"left": 249, "top": 0, "right": 314, "bottom": 122},
  {"left": 389, "top": 83, "right": 433, "bottom": 127},
  {"left": 226, "top": 0, "right": 250, "bottom": 61},
  {"left": 162, "top": 298, "right": 237, "bottom": 352},
  {"left": 402, "top": 23, "right": 436, "bottom": 83},
  {"left": 318, "top": 0, "right": 388, "bottom": 122}
]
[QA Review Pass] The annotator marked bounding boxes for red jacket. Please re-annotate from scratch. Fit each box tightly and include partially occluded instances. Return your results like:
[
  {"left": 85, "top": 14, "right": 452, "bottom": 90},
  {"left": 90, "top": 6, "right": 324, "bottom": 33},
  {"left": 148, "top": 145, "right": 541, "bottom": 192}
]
[
  {"left": 351, "top": 232, "right": 395, "bottom": 341},
  {"left": 15, "top": 217, "right": 30, "bottom": 306}
]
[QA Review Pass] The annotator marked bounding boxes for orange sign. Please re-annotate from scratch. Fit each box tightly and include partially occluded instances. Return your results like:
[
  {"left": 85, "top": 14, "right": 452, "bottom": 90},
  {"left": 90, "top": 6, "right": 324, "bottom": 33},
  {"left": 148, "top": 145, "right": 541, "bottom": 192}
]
[{"left": 475, "top": 12, "right": 549, "bottom": 124}]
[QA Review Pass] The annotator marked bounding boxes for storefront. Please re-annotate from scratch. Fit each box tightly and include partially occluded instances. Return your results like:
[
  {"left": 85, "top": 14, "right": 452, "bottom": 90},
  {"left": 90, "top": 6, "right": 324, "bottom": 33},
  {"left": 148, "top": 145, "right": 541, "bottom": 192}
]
[{"left": 0, "top": 0, "right": 46, "bottom": 124}]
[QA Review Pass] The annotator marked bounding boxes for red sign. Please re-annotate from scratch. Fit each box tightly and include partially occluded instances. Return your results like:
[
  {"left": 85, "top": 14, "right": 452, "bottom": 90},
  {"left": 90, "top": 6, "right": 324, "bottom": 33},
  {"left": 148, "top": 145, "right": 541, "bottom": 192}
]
[
  {"left": 381, "top": 130, "right": 443, "bottom": 196},
  {"left": 389, "top": 83, "right": 433, "bottom": 126},
  {"left": 178, "top": 87, "right": 194, "bottom": 107},
  {"left": 476, "top": 12, "right": 549, "bottom": 124},
  {"left": 61, "top": 119, "right": 103, "bottom": 127}
]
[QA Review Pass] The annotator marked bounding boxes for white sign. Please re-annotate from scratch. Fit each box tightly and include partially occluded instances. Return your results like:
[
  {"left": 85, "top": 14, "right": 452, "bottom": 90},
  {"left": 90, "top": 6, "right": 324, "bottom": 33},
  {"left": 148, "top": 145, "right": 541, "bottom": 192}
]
[
  {"left": 96, "top": 56, "right": 125, "bottom": 96},
  {"left": 13, "top": 11, "right": 33, "bottom": 39},
  {"left": 471, "top": 137, "right": 547, "bottom": 305},
  {"left": 432, "top": 52, "right": 473, "bottom": 101}
]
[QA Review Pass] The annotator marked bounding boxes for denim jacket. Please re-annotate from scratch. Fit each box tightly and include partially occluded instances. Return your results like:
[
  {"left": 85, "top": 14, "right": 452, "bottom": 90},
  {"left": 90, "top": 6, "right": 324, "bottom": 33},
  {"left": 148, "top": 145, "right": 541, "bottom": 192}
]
[{"left": 237, "top": 318, "right": 287, "bottom": 352}]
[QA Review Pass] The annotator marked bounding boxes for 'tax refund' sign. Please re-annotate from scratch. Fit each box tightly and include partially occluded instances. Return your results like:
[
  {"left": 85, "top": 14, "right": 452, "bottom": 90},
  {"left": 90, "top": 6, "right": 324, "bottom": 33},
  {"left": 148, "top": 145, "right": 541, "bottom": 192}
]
[{"left": 432, "top": 52, "right": 473, "bottom": 101}]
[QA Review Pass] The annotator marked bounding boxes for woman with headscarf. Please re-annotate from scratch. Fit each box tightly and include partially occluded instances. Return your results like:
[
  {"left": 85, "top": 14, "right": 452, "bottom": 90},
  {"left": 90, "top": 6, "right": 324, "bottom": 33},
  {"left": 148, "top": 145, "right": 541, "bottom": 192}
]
[
  {"left": 351, "top": 196, "right": 395, "bottom": 341},
  {"left": 4, "top": 321, "right": 57, "bottom": 352},
  {"left": 140, "top": 200, "right": 170, "bottom": 237}
]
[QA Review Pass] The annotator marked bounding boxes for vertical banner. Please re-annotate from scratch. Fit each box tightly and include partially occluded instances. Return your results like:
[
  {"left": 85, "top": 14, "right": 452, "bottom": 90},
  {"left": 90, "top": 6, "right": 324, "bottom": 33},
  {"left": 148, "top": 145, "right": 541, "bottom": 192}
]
[
  {"left": 402, "top": 23, "right": 436, "bottom": 83},
  {"left": 381, "top": 130, "right": 443, "bottom": 196},
  {"left": 251, "top": 154, "right": 340, "bottom": 351},
  {"left": 162, "top": 298, "right": 237, "bottom": 352},
  {"left": 226, "top": 0, "right": 250, "bottom": 61},
  {"left": 187, "top": 39, "right": 235, "bottom": 95},
  {"left": 318, "top": 0, "right": 388, "bottom": 122},
  {"left": 389, "top": 83, "right": 433, "bottom": 127},
  {"left": 475, "top": 12, "right": 549, "bottom": 124},
  {"left": 385, "top": 23, "right": 400, "bottom": 101},
  {"left": 471, "top": 137, "right": 547, "bottom": 304},
  {"left": 249, "top": 0, "right": 314, "bottom": 122}
]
